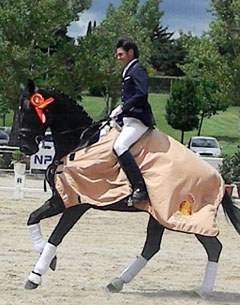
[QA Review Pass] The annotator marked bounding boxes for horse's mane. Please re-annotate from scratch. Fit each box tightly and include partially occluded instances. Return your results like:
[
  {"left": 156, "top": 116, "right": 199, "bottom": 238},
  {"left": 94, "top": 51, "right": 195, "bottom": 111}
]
[
  {"left": 35, "top": 87, "right": 103, "bottom": 158},
  {"left": 38, "top": 87, "right": 94, "bottom": 128}
]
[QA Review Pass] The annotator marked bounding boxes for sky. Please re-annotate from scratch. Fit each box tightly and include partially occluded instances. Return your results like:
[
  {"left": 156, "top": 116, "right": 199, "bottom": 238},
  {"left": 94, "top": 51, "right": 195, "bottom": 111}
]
[{"left": 68, "top": 0, "right": 213, "bottom": 38}]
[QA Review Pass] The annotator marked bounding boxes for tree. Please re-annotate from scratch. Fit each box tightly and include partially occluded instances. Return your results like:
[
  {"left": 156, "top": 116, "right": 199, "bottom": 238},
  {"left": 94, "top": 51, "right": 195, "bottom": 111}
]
[
  {"left": 165, "top": 78, "right": 199, "bottom": 143},
  {"left": 181, "top": 0, "right": 240, "bottom": 108},
  {"left": 0, "top": 93, "right": 10, "bottom": 126},
  {"left": 209, "top": 0, "right": 240, "bottom": 105},
  {"left": 150, "top": 25, "right": 188, "bottom": 76},
  {"left": 75, "top": 0, "right": 163, "bottom": 116},
  {"left": 196, "top": 78, "right": 228, "bottom": 135},
  {"left": 0, "top": 0, "right": 91, "bottom": 145},
  {"left": 179, "top": 33, "right": 229, "bottom": 134}
]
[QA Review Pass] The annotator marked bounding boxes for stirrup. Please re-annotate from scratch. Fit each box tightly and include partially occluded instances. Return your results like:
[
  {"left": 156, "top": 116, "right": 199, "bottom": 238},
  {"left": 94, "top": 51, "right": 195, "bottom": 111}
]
[{"left": 128, "top": 188, "right": 148, "bottom": 206}]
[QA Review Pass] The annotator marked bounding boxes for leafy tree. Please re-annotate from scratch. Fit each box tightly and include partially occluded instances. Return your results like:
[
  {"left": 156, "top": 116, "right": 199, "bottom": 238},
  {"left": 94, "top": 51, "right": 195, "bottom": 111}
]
[
  {"left": 75, "top": 0, "right": 163, "bottom": 116},
  {"left": 165, "top": 78, "right": 199, "bottom": 143},
  {"left": 0, "top": 0, "right": 91, "bottom": 144},
  {"left": 181, "top": 0, "right": 240, "bottom": 110},
  {"left": 209, "top": 0, "right": 240, "bottom": 105},
  {"left": 180, "top": 33, "right": 229, "bottom": 134},
  {"left": 0, "top": 94, "right": 10, "bottom": 126},
  {"left": 196, "top": 78, "right": 228, "bottom": 135}
]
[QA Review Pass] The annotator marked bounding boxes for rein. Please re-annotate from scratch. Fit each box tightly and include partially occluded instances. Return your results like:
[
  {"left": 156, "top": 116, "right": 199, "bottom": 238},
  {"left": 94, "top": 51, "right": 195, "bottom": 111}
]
[
  {"left": 68, "top": 118, "right": 112, "bottom": 156},
  {"left": 55, "top": 117, "right": 109, "bottom": 139},
  {"left": 79, "top": 117, "right": 111, "bottom": 141},
  {"left": 57, "top": 125, "right": 88, "bottom": 136}
]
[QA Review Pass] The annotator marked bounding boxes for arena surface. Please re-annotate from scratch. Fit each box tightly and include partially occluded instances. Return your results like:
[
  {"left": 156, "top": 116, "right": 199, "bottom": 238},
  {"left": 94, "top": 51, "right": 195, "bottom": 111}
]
[{"left": 0, "top": 173, "right": 240, "bottom": 305}]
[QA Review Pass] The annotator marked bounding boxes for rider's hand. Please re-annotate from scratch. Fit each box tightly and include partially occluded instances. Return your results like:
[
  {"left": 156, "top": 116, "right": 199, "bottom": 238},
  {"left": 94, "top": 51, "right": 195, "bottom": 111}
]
[{"left": 109, "top": 105, "right": 123, "bottom": 118}]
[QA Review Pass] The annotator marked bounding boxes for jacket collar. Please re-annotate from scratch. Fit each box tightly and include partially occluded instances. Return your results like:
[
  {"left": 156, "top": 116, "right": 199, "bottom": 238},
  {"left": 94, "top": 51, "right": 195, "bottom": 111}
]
[{"left": 122, "top": 59, "right": 138, "bottom": 78}]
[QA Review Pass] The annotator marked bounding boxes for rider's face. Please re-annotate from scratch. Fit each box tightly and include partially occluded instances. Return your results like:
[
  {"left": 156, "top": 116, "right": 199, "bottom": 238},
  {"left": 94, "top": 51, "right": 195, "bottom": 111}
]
[{"left": 116, "top": 47, "right": 134, "bottom": 68}]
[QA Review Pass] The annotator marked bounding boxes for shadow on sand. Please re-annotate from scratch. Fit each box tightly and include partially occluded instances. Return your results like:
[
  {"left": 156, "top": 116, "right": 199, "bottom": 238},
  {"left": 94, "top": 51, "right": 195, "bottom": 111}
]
[{"left": 123, "top": 288, "right": 240, "bottom": 303}]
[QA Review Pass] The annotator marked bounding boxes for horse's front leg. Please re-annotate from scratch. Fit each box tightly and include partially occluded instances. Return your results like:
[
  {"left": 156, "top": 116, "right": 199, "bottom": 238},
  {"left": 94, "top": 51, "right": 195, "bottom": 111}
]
[
  {"left": 25, "top": 203, "right": 91, "bottom": 290},
  {"left": 27, "top": 192, "right": 65, "bottom": 254},
  {"left": 194, "top": 234, "right": 222, "bottom": 297},
  {"left": 107, "top": 215, "right": 164, "bottom": 292}
]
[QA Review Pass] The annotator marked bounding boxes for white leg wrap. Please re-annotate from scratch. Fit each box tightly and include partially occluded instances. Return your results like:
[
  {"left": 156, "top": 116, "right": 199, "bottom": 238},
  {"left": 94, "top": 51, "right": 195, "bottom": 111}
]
[
  {"left": 28, "top": 224, "right": 46, "bottom": 253},
  {"left": 196, "top": 261, "right": 218, "bottom": 296},
  {"left": 33, "top": 242, "right": 57, "bottom": 275},
  {"left": 120, "top": 255, "right": 147, "bottom": 283},
  {"left": 28, "top": 271, "right": 42, "bottom": 285}
]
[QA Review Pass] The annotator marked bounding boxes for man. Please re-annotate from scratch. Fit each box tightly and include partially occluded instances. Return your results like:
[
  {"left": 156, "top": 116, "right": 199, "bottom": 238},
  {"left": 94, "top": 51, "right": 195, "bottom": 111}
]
[{"left": 110, "top": 37, "right": 155, "bottom": 205}]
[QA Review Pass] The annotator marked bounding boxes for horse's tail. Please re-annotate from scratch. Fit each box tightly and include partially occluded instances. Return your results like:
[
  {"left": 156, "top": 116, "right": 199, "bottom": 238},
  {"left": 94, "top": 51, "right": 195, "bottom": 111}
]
[{"left": 221, "top": 190, "right": 240, "bottom": 234}]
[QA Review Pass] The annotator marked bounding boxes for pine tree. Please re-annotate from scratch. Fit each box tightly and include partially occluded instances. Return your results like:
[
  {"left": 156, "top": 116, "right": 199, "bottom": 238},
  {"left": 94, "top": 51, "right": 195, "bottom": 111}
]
[{"left": 150, "top": 25, "right": 188, "bottom": 76}]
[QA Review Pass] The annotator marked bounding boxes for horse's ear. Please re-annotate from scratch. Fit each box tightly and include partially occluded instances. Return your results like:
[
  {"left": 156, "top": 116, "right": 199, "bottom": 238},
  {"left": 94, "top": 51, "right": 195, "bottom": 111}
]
[
  {"left": 27, "top": 79, "right": 36, "bottom": 94},
  {"left": 19, "top": 83, "right": 25, "bottom": 94}
]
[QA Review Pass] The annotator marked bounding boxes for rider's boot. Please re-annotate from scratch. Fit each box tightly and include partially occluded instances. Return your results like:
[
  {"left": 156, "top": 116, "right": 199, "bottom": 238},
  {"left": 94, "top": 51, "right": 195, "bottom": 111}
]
[{"left": 118, "top": 151, "right": 149, "bottom": 205}]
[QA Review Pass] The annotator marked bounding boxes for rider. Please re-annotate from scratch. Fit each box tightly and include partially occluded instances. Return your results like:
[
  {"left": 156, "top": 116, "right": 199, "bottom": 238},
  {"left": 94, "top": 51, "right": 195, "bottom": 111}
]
[{"left": 110, "top": 37, "right": 155, "bottom": 205}]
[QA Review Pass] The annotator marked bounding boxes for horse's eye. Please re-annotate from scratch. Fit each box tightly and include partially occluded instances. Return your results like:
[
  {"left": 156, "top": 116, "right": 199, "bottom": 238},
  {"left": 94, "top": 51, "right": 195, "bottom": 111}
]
[{"left": 22, "top": 99, "right": 31, "bottom": 111}]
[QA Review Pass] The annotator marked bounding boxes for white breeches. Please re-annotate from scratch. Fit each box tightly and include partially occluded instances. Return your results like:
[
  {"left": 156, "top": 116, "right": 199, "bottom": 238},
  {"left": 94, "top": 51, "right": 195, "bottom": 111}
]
[{"left": 113, "top": 117, "right": 148, "bottom": 156}]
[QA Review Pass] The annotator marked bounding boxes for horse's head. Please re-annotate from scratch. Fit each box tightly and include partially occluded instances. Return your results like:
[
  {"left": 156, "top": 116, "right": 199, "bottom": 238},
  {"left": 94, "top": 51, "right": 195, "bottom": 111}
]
[
  {"left": 18, "top": 80, "right": 54, "bottom": 155},
  {"left": 18, "top": 79, "right": 95, "bottom": 158}
]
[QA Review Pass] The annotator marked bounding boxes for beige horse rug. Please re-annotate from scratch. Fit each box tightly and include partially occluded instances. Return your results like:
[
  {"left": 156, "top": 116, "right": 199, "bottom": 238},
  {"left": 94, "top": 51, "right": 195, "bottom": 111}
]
[{"left": 55, "top": 128, "right": 225, "bottom": 237}]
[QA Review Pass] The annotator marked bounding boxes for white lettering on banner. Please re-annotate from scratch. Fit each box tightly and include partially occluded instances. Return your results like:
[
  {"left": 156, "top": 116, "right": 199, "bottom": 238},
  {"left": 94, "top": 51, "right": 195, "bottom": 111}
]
[{"left": 30, "top": 148, "right": 55, "bottom": 171}]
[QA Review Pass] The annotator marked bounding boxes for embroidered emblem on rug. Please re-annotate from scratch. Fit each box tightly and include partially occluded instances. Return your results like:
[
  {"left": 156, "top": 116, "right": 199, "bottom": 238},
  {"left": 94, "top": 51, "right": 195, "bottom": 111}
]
[{"left": 179, "top": 194, "right": 194, "bottom": 216}]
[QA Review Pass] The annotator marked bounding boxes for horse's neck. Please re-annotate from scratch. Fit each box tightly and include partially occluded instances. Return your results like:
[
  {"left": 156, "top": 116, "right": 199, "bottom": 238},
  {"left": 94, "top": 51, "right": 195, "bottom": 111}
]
[
  {"left": 49, "top": 102, "right": 93, "bottom": 160},
  {"left": 50, "top": 124, "right": 88, "bottom": 160}
]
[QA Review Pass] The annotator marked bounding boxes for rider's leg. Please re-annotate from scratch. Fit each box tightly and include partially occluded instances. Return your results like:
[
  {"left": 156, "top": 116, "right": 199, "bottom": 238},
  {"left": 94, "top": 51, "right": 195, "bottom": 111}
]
[
  {"left": 113, "top": 117, "right": 149, "bottom": 204},
  {"left": 194, "top": 235, "right": 222, "bottom": 296}
]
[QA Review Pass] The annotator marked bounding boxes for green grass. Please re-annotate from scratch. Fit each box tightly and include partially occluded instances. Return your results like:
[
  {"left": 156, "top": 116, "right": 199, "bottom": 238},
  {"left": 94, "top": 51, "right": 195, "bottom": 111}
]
[
  {"left": 4, "top": 93, "right": 240, "bottom": 156},
  {"left": 81, "top": 93, "right": 240, "bottom": 156}
]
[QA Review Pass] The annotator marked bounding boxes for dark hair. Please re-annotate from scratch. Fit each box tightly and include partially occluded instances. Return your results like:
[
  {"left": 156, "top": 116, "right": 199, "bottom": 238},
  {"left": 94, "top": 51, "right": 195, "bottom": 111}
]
[{"left": 116, "top": 38, "right": 139, "bottom": 58}]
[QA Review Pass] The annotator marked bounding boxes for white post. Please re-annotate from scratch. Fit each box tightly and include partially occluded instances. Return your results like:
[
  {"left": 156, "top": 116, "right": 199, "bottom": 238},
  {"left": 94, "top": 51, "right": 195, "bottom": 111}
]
[{"left": 13, "top": 162, "right": 26, "bottom": 199}]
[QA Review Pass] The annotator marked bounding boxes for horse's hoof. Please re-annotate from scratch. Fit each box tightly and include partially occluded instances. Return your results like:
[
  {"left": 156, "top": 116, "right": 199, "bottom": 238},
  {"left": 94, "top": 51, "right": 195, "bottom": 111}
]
[
  {"left": 106, "top": 277, "right": 124, "bottom": 293},
  {"left": 25, "top": 280, "right": 39, "bottom": 290},
  {"left": 25, "top": 271, "right": 42, "bottom": 290},
  {"left": 193, "top": 287, "right": 210, "bottom": 299},
  {"left": 50, "top": 255, "right": 57, "bottom": 271}
]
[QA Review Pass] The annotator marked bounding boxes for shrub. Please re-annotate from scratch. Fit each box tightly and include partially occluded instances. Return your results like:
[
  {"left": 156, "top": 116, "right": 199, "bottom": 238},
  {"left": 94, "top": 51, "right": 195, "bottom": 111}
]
[
  {"left": 219, "top": 148, "right": 240, "bottom": 184},
  {"left": 11, "top": 150, "right": 26, "bottom": 163}
]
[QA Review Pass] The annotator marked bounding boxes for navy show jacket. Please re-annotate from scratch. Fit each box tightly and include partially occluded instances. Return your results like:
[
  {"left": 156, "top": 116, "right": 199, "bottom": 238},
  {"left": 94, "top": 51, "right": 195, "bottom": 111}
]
[{"left": 120, "top": 60, "right": 155, "bottom": 127}]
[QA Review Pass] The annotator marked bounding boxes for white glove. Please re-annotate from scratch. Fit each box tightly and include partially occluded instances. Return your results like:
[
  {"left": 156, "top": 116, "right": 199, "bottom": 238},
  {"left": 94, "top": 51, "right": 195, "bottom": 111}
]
[
  {"left": 99, "top": 122, "right": 110, "bottom": 141},
  {"left": 110, "top": 118, "right": 122, "bottom": 131},
  {"left": 109, "top": 105, "right": 123, "bottom": 118}
]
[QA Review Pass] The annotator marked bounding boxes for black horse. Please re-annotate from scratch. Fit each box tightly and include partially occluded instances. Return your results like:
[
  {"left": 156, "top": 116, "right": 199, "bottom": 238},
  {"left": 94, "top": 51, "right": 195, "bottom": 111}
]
[{"left": 18, "top": 80, "right": 240, "bottom": 297}]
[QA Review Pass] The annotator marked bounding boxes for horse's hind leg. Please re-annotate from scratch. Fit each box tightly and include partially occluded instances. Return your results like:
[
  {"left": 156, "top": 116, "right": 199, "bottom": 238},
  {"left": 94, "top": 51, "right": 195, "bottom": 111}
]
[
  {"left": 27, "top": 193, "right": 65, "bottom": 254},
  {"left": 194, "top": 234, "right": 222, "bottom": 297},
  {"left": 107, "top": 215, "right": 164, "bottom": 292},
  {"left": 25, "top": 204, "right": 91, "bottom": 290}
]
